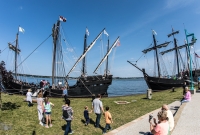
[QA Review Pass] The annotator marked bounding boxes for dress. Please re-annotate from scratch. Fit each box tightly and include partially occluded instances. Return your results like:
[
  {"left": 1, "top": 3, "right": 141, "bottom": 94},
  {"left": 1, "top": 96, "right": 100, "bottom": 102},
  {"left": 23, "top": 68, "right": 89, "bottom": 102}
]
[{"left": 37, "top": 97, "right": 43, "bottom": 122}]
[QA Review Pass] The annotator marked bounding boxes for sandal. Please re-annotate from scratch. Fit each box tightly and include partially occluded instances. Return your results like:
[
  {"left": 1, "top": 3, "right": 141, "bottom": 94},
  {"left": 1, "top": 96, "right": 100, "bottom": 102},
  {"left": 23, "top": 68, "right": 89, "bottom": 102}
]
[
  {"left": 45, "top": 125, "right": 49, "bottom": 128},
  {"left": 50, "top": 124, "right": 53, "bottom": 127}
]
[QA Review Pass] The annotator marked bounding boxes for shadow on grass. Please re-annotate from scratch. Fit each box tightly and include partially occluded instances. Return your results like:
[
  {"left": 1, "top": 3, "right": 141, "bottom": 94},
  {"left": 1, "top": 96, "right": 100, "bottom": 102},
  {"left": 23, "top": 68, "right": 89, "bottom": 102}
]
[
  {"left": 32, "top": 130, "right": 36, "bottom": 135},
  {"left": 1, "top": 102, "right": 21, "bottom": 110},
  {"left": 80, "top": 118, "right": 104, "bottom": 130}
]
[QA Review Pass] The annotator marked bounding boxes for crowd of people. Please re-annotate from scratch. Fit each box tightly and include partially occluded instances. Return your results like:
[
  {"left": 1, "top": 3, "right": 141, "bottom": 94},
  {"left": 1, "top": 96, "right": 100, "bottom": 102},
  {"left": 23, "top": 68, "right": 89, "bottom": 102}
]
[{"left": 24, "top": 81, "right": 192, "bottom": 135}]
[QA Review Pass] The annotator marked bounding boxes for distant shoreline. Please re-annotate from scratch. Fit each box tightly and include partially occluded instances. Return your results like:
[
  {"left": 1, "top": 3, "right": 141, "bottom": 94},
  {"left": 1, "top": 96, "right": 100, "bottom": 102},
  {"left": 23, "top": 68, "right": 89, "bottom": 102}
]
[{"left": 16, "top": 73, "right": 143, "bottom": 79}]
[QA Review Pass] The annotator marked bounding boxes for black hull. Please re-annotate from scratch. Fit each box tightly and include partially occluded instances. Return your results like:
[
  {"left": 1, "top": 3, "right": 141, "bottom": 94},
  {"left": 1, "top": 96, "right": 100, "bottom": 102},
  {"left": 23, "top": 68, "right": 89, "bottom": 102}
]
[
  {"left": 1, "top": 73, "right": 112, "bottom": 98},
  {"left": 46, "top": 75, "right": 112, "bottom": 98},
  {"left": 144, "top": 76, "right": 184, "bottom": 91}
]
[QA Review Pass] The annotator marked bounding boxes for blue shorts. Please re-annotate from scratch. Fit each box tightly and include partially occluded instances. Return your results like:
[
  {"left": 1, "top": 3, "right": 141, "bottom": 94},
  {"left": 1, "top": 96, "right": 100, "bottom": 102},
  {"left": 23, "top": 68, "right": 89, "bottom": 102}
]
[{"left": 45, "top": 112, "right": 51, "bottom": 115}]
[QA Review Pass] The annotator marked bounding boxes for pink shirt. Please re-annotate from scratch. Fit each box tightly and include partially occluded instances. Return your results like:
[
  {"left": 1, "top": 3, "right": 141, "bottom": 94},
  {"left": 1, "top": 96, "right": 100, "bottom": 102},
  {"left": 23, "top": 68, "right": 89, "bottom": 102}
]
[
  {"left": 154, "top": 121, "right": 169, "bottom": 135},
  {"left": 184, "top": 91, "right": 191, "bottom": 101}
]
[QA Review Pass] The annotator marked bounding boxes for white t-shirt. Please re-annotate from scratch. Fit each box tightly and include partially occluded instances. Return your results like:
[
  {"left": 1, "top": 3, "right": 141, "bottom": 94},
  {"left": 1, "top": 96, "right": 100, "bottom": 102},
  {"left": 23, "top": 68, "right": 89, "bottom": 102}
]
[
  {"left": 92, "top": 98, "right": 103, "bottom": 114},
  {"left": 167, "top": 110, "right": 174, "bottom": 131}
]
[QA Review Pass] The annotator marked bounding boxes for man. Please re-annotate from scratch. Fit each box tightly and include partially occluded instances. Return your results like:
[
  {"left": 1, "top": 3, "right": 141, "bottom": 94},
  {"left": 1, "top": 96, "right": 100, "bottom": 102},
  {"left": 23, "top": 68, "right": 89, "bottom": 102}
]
[
  {"left": 161, "top": 104, "right": 174, "bottom": 132},
  {"left": 62, "top": 87, "right": 68, "bottom": 101},
  {"left": 92, "top": 94, "right": 104, "bottom": 128},
  {"left": 62, "top": 98, "right": 73, "bottom": 135}
]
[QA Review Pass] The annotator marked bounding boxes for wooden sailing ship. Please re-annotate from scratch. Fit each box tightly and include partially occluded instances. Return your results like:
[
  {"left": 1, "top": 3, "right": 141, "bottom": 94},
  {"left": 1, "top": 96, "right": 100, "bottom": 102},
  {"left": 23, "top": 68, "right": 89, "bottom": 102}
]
[
  {"left": 128, "top": 29, "right": 197, "bottom": 91},
  {"left": 0, "top": 29, "right": 37, "bottom": 95},
  {"left": 48, "top": 20, "right": 120, "bottom": 97}
]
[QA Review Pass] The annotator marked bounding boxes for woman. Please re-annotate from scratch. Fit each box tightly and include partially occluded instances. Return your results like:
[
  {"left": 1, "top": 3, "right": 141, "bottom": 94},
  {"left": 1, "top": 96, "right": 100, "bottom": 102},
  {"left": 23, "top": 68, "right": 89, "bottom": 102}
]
[
  {"left": 181, "top": 87, "right": 191, "bottom": 104},
  {"left": 149, "top": 110, "right": 169, "bottom": 135},
  {"left": 37, "top": 91, "right": 44, "bottom": 126},
  {"left": 26, "top": 89, "right": 32, "bottom": 107}
]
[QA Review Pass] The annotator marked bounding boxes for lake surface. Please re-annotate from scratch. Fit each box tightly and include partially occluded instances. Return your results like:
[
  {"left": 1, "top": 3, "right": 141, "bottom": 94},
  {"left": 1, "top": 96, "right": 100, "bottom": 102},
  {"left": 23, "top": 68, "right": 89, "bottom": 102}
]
[{"left": 27, "top": 77, "right": 148, "bottom": 97}]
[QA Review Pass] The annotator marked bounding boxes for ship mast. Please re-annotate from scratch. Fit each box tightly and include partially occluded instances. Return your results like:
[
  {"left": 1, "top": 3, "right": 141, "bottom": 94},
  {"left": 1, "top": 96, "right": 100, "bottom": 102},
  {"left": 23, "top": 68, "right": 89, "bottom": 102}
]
[
  {"left": 142, "top": 30, "right": 171, "bottom": 77},
  {"left": 82, "top": 29, "right": 87, "bottom": 76},
  {"left": 153, "top": 33, "right": 161, "bottom": 77},
  {"left": 167, "top": 29, "right": 180, "bottom": 76},
  {"left": 52, "top": 20, "right": 60, "bottom": 85},
  {"left": 93, "top": 37, "right": 120, "bottom": 74},
  {"left": 105, "top": 37, "right": 109, "bottom": 77},
  {"left": 67, "top": 28, "right": 105, "bottom": 76},
  {"left": 8, "top": 28, "right": 21, "bottom": 80}
]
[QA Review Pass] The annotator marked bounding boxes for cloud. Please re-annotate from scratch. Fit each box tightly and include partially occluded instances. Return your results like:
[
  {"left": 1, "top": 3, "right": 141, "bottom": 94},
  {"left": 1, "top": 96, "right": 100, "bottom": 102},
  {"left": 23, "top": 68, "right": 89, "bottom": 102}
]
[
  {"left": 67, "top": 47, "right": 74, "bottom": 52},
  {"left": 164, "top": 0, "right": 194, "bottom": 9}
]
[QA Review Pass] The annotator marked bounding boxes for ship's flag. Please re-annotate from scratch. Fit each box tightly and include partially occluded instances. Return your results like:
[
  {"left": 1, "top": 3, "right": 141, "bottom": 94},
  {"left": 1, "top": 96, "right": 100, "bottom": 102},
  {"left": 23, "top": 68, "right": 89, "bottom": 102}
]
[
  {"left": 116, "top": 39, "right": 120, "bottom": 46},
  {"left": 59, "top": 16, "right": 67, "bottom": 22},
  {"left": 152, "top": 30, "right": 157, "bottom": 35},
  {"left": 104, "top": 30, "right": 109, "bottom": 37},
  {"left": 86, "top": 28, "right": 89, "bottom": 36},
  {"left": 19, "top": 26, "right": 25, "bottom": 33},
  {"left": 195, "top": 53, "right": 200, "bottom": 58}
]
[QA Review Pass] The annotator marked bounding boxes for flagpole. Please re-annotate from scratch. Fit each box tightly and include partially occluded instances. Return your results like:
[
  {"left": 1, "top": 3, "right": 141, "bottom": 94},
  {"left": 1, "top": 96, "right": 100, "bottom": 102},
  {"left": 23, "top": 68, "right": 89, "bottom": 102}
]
[{"left": 184, "top": 29, "right": 196, "bottom": 91}]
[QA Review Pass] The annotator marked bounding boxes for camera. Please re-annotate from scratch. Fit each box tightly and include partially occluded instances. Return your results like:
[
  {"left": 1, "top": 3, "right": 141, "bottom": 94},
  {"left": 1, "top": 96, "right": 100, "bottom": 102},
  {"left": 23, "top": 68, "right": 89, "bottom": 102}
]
[{"left": 149, "top": 114, "right": 153, "bottom": 121}]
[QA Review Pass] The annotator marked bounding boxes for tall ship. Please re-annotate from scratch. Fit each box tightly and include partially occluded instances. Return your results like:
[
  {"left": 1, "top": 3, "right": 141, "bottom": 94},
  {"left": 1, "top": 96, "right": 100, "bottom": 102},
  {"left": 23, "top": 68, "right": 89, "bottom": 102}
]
[
  {"left": 0, "top": 17, "right": 120, "bottom": 97},
  {"left": 0, "top": 27, "right": 36, "bottom": 94},
  {"left": 49, "top": 19, "right": 119, "bottom": 97},
  {"left": 128, "top": 29, "right": 197, "bottom": 91}
]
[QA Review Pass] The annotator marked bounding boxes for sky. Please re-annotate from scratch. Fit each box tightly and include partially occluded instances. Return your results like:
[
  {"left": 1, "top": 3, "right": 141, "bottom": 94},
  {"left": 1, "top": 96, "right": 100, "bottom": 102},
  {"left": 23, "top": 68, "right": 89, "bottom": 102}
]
[{"left": 0, "top": 0, "right": 200, "bottom": 78}]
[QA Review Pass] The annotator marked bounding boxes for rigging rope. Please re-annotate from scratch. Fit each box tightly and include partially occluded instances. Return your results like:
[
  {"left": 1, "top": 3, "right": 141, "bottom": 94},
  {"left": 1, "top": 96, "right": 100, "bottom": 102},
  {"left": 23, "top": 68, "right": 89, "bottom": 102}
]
[{"left": 13, "top": 34, "right": 52, "bottom": 72}]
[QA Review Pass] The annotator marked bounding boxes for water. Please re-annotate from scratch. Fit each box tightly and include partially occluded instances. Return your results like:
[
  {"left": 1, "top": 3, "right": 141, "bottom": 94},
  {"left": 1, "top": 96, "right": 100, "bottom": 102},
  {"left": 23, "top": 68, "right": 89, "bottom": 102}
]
[
  {"left": 25, "top": 77, "right": 148, "bottom": 97},
  {"left": 108, "top": 78, "right": 148, "bottom": 97}
]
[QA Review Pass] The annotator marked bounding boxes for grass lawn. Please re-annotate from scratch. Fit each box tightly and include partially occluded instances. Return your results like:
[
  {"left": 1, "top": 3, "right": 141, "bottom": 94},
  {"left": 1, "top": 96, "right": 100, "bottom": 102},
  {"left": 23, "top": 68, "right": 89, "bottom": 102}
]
[{"left": 0, "top": 87, "right": 184, "bottom": 135}]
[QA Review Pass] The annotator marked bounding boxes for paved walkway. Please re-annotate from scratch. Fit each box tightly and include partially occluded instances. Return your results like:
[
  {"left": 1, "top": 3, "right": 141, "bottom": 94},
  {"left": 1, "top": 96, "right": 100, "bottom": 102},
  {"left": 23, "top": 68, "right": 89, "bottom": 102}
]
[
  {"left": 106, "top": 90, "right": 200, "bottom": 135},
  {"left": 106, "top": 100, "right": 181, "bottom": 135},
  {"left": 171, "top": 90, "right": 200, "bottom": 135}
]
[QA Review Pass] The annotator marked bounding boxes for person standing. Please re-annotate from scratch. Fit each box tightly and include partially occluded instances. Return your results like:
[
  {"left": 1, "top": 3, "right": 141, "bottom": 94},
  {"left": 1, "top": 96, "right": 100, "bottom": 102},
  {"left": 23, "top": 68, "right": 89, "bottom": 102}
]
[
  {"left": 83, "top": 106, "right": 92, "bottom": 126},
  {"left": 62, "top": 99, "right": 73, "bottom": 135},
  {"left": 40, "top": 80, "right": 44, "bottom": 89},
  {"left": 43, "top": 97, "right": 54, "bottom": 128},
  {"left": 102, "top": 106, "right": 113, "bottom": 134},
  {"left": 62, "top": 87, "right": 68, "bottom": 101},
  {"left": 26, "top": 89, "right": 32, "bottom": 107},
  {"left": 37, "top": 92, "right": 44, "bottom": 126},
  {"left": 92, "top": 94, "right": 104, "bottom": 128},
  {"left": 161, "top": 104, "right": 174, "bottom": 132}
]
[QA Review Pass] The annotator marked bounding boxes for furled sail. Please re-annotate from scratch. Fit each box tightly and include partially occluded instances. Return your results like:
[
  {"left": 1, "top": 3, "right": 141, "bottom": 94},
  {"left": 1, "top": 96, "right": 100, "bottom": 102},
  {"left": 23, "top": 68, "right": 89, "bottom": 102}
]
[
  {"left": 93, "top": 37, "right": 120, "bottom": 73},
  {"left": 67, "top": 28, "right": 105, "bottom": 76},
  {"left": 160, "top": 43, "right": 194, "bottom": 55},
  {"left": 142, "top": 41, "right": 171, "bottom": 54}
]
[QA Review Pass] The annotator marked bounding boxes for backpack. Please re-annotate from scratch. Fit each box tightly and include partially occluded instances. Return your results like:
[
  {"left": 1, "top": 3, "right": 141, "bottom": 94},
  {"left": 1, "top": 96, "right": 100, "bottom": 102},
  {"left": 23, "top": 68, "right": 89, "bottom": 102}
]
[{"left": 63, "top": 109, "right": 69, "bottom": 119}]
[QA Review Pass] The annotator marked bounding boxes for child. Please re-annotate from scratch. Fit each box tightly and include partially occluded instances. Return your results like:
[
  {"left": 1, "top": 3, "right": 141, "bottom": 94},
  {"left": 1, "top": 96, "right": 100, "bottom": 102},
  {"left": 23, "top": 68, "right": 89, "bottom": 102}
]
[
  {"left": 102, "top": 106, "right": 113, "bottom": 134},
  {"left": 83, "top": 106, "right": 92, "bottom": 126},
  {"left": 43, "top": 97, "right": 54, "bottom": 128},
  {"left": 26, "top": 89, "right": 32, "bottom": 107}
]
